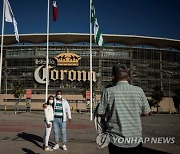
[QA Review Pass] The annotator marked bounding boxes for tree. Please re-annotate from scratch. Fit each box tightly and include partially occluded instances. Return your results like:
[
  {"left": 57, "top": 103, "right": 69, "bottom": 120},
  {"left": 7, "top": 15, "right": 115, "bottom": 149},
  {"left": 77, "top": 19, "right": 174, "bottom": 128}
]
[
  {"left": 147, "top": 98, "right": 154, "bottom": 109},
  {"left": 149, "top": 86, "right": 164, "bottom": 113},
  {"left": 12, "top": 81, "right": 25, "bottom": 113},
  {"left": 81, "top": 81, "right": 97, "bottom": 98},
  {"left": 173, "top": 89, "right": 180, "bottom": 114}
]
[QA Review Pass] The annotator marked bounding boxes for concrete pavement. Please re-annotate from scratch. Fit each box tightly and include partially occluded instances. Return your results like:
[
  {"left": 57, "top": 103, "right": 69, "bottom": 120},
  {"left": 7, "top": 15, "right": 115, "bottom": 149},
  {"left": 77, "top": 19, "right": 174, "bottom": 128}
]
[
  {"left": 0, "top": 111, "right": 108, "bottom": 154},
  {"left": 0, "top": 111, "right": 179, "bottom": 154}
]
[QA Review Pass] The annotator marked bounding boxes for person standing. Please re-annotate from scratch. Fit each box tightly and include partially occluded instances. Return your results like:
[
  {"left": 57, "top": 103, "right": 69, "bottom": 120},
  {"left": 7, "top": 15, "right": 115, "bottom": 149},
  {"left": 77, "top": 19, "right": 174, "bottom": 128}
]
[
  {"left": 53, "top": 90, "right": 71, "bottom": 151},
  {"left": 96, "top": 64, "right": 151, "bottom": 154},
  {"left": 43, "top": 95, "right": 54, "bottom": 151}
]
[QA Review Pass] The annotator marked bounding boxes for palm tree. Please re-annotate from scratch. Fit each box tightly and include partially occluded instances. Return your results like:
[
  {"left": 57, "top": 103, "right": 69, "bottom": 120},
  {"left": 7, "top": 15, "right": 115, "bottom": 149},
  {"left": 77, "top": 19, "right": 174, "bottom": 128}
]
[{"left": 12, "top": 81, "right": 25, "bottom": 113}]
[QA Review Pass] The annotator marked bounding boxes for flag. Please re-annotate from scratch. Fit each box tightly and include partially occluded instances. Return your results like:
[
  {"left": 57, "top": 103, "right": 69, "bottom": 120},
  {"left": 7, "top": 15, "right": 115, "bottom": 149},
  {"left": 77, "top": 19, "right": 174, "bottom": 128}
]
[
  {"left": 91, "top": 1, "right": 104, "bottom": 46},
  {"left": 5, "top": 0, "right": 19, "bottom": 42},
  {"left": 53, "top": 0, "right": 58, "bottom": 21}
]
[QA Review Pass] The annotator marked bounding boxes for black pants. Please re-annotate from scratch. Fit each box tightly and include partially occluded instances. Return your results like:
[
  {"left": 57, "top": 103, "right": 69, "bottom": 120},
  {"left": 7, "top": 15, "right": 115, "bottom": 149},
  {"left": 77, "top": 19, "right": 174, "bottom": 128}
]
[{"left": 108, "top": 143, "right": 143, "bottom": 154}]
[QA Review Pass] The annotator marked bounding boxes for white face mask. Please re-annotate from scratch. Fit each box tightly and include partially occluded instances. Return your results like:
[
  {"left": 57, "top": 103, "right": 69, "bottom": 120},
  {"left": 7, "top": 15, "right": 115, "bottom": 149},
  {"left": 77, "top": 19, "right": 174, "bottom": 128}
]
[
  {"left": 49, "top": 100, "right": 54, "bottom": 104},
  {"left": 57, "top": 95, "right": 62, "bottom": 99}
]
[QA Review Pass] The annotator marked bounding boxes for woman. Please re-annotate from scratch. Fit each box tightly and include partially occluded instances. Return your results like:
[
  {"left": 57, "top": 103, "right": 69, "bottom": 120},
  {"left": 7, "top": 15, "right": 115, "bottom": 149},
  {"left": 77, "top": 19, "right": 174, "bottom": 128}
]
[{"left": 43, "top": 95, "right": 54, "bottom": 151}]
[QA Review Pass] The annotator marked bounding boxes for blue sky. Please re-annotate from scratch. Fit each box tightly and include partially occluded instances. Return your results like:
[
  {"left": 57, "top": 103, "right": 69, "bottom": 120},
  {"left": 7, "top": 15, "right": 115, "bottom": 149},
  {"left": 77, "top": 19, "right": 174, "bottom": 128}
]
[{"left": 1, "top": 0, "right": 180, "bottom": 40}]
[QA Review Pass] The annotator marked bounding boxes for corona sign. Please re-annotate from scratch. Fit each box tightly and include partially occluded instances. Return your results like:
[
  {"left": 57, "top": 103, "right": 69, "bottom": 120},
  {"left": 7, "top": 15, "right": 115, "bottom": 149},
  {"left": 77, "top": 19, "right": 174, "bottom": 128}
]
[
  {"left": 34, "top": 51, "right": 96, "bottom": 84},
  {"left": 34, "top": 65, "right": 97, "bottom": 84},
  {"left": 54, "top": 51, "right": 81, "bottom": 66}
]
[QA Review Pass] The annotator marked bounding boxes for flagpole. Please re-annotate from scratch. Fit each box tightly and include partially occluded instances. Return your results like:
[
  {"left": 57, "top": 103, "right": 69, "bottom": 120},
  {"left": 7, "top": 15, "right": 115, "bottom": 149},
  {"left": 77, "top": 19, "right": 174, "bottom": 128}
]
[
  {"left": 46, "top": 0, "right": 50, "bottom": 101},
  {"left": 0, "top": 0, "right": 6, "bottom": 94},
  {"left": 90, "top": 0, "right": 93, "bottom": 121}
]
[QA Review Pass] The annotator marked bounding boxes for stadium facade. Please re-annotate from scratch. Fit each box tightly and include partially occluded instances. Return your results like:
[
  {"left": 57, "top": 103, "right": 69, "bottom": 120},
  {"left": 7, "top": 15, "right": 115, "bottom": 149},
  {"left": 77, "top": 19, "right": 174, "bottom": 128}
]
[{"left": 0, "top": 33, "right": 180, "bottom": 110}]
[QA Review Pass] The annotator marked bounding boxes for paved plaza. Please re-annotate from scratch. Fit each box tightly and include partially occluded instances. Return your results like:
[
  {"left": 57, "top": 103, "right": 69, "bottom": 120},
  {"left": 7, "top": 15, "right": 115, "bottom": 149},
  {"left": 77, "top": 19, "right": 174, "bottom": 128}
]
[{"left": 0, "top": 111, "right": 179, "bottom": 154}]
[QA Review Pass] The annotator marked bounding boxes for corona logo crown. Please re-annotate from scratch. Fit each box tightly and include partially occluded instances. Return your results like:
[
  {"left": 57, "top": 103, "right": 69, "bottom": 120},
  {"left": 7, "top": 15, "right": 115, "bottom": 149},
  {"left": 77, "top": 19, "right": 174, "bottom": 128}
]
[{"left": 54, "top": 50, "right": 81, "bottom": 66}]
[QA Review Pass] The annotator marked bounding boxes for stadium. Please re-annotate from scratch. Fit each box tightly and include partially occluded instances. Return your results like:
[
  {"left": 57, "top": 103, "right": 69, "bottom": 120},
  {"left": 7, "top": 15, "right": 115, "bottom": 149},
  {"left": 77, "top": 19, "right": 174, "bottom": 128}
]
[{"left": 0, "top": 33, "right": 180, "bottom": 111}]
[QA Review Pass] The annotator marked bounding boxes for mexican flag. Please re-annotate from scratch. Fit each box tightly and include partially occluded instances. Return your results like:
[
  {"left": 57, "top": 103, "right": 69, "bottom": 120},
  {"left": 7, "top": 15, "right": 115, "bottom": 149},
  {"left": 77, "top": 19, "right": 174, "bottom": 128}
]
[{"left": 53, "top": 0, "right": 58, "bottom": 21}]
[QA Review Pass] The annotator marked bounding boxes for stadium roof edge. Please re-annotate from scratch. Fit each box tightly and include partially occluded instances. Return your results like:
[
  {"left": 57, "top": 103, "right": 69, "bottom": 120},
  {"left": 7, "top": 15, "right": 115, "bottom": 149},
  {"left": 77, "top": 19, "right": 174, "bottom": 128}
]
[{"left": 1, "top": 33, "right": 180, "bottom": 50}]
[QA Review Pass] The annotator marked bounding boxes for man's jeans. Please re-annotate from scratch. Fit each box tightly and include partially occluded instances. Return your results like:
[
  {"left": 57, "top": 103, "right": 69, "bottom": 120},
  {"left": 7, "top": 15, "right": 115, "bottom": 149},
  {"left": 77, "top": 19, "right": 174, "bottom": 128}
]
[{"left": 53, "top": 117, "right": 66, "bottom": 144}]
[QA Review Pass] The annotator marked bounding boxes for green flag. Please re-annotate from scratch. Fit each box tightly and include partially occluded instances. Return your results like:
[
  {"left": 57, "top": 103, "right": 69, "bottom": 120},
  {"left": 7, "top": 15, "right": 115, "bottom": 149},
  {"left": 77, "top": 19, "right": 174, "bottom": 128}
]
[{"left": 91, "top": 1, "right": 104, "bottom": 46}]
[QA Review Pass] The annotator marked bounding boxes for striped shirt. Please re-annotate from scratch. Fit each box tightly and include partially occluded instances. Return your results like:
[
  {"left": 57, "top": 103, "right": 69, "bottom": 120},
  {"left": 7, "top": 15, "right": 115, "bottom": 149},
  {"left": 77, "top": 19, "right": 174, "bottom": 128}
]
[
  {"left": 97, "top": 81, "right": 151, "bottom": 148},
  {"left": 54, "top": 99, "right": 63, "bottom": 117}
]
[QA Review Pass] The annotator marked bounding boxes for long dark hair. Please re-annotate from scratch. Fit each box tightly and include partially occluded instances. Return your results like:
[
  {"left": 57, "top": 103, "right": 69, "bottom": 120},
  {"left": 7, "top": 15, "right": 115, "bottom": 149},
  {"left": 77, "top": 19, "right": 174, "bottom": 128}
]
[{"left": 46, "top": 95, "right": 54, "bottom": 107}]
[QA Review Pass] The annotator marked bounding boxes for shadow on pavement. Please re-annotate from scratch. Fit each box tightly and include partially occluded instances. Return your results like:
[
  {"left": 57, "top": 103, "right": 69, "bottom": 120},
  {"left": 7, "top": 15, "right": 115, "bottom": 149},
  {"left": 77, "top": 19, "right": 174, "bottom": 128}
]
[
  {"left": 143, "top": 147, "right": 171, "bottom": 154},
  {"left": 22, "top": 148, "right": 40, "bottom": 154},
  {"left": 17, "top": 132, "right": 44, "bottom": 149}
]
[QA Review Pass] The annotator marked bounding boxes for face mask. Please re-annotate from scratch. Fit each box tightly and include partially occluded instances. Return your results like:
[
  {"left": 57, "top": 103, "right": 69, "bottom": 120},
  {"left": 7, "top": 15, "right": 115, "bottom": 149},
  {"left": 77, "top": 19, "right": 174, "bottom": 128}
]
[
  {"left": 49, "top": 100, "right": 54, "bottom": 104},
  {"left": 57, "top": 95, "right": 62, "bottom": 99}
]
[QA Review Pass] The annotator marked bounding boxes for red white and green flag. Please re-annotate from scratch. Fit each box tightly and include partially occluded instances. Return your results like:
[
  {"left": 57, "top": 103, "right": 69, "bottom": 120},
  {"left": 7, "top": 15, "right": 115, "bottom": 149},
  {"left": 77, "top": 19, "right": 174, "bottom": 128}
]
[{"left": 53, "top": 0, "right": 58, "bottom": 21}]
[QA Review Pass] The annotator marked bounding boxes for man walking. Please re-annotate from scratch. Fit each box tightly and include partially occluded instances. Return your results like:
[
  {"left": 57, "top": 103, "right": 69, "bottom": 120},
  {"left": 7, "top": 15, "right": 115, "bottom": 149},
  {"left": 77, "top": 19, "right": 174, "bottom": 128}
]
[{"left": 97, "top": 64, "right": 151, "bottom": 153}]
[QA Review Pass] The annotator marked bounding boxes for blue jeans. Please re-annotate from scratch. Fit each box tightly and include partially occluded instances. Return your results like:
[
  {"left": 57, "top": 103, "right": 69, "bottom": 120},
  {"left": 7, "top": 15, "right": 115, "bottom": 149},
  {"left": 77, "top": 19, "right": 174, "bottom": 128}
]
[{"left": 53, "top": 117, "right": 67, "bottom": 144}]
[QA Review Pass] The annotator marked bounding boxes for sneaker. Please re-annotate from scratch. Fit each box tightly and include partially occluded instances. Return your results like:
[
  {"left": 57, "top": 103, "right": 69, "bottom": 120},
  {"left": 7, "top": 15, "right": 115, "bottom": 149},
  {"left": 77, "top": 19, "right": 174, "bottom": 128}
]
[
  {"left": 53, "top": 144, "right": 59, "bottom": 150},
  {"left": 62, "top": 145, "right": 67, "bottom": 151},
  {"left": 44, "top": 146, "right": 53, "bottom": 151}
]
